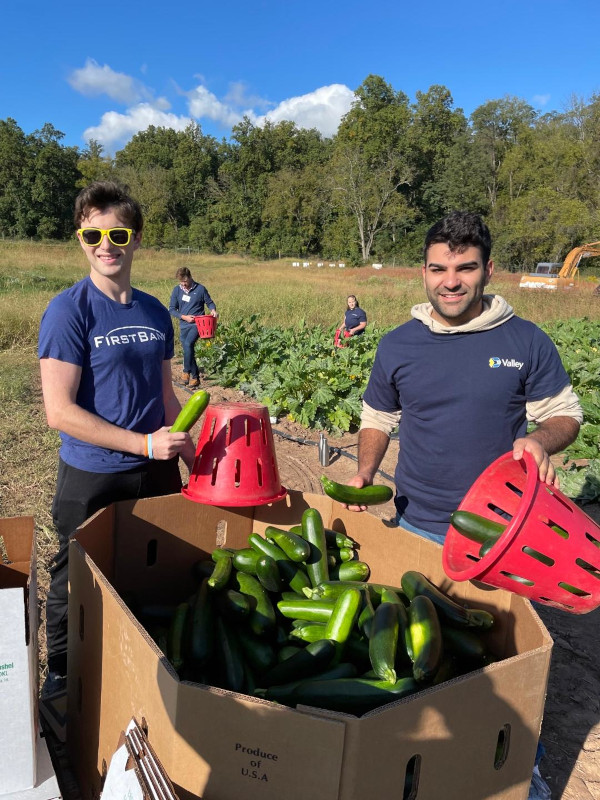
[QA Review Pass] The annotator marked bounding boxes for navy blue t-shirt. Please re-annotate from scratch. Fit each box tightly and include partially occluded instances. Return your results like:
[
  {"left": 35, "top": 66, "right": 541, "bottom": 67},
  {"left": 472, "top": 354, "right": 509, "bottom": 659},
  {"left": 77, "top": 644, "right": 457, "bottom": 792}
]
[
  {"left": 345, "top": 306, "right": 367, "bottom": 335},
  {"left": 38, "top": 276, "right": 174, "bottom": 473},
  {"left": 363, "top": 317, "right": 571, "bottom": 536},
  {"left": 169, "top": 282, "right": 215, "bottom": 330}
]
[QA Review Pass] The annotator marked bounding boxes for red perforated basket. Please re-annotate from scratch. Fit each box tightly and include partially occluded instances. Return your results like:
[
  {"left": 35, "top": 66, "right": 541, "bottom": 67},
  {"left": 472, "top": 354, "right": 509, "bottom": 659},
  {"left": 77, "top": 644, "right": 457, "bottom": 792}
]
[
  {"left": 442, "top": 451, "right": 600, "bottom": 614},
  {"left": 334, "top": 328, "right": 351, "bottom": 348},
  {"left": 182, "top": 402, "right": 287, "bottom": 507},
  {"left": 194, "top": 315, "right": 217, "bottom": 339}
]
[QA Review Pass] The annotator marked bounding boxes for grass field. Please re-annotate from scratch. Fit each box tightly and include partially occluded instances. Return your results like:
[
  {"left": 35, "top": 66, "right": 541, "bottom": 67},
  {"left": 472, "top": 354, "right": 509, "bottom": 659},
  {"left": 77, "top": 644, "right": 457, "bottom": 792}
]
[{"left": 2, "top": 240, "right": 599, "bottom": 675}]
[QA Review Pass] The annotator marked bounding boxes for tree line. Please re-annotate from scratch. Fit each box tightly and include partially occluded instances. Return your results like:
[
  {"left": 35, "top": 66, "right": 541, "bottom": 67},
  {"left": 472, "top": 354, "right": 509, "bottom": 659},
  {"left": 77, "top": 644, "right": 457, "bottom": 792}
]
[{"left": 1, "top": 75, "right": 599, "bottom": 270}]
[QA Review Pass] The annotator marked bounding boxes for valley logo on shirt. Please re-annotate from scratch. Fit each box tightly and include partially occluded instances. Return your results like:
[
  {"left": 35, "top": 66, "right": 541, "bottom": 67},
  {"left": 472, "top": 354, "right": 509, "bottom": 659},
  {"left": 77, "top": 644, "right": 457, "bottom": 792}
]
[
  {"left": 93, "top": 326, "right": 166, "bottom": 348},
  {"left": 489, "top": 356, "right": 524, "bottom": 370}
]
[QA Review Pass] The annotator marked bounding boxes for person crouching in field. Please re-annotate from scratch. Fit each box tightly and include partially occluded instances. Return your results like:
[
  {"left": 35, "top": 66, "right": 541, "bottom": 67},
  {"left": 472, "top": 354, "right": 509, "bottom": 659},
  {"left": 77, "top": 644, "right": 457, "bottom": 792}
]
[{"left": 38, "top": 181, "right": 196, "bottom": 697}]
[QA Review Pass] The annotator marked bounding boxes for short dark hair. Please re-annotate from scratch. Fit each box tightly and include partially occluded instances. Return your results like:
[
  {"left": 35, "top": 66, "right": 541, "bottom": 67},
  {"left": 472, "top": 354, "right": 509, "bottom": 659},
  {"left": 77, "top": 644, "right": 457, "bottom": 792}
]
[
  {"left": 74, "top": 181, "right": 143, "bottom": 232},
  {"left": 176, "top": 267, "right": 192, "bottom": 280},
  {"left": 424, "top": 212, "right": 491, "bottom": 265}
]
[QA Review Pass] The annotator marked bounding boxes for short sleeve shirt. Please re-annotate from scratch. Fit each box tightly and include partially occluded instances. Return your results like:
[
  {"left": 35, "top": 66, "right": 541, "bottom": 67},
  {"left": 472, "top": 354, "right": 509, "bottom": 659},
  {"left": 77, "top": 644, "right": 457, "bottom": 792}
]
[
  {"left": 363, "top": 316, "right": 571, "bottom": 536},
  {"left": 38, "top": 276, "right": 174, "bottom": 472}
]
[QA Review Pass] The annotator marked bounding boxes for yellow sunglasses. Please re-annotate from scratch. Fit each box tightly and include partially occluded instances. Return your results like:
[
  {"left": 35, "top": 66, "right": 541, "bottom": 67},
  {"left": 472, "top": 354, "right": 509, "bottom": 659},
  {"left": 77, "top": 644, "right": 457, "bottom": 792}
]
[{"left": 77, "top": 227, "right": 135, "bottom": 247}]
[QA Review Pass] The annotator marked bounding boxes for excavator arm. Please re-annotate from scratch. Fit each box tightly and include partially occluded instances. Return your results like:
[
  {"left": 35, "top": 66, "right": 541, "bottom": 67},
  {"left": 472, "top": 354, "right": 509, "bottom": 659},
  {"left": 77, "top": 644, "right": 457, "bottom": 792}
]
[{"left": 558, "top": 243, "right": 600, "bottom": 279}]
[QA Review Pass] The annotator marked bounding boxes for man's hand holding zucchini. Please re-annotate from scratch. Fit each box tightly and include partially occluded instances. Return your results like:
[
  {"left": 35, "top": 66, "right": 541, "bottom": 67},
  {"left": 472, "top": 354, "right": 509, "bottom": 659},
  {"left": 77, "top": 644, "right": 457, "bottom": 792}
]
[{"left": 320, "top": 475, "right": 393, "bottom": 508}]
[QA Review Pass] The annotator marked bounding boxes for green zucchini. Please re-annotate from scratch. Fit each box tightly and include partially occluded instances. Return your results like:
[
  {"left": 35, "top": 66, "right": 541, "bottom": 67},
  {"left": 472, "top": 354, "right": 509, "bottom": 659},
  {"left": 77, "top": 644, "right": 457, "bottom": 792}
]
[
  {"left": 255, "top": 555, "right": 282, "bottom": 592},
  {"left": 369, "top": 602, "right": 400, "bottom": 683},
  {"left": 248, "top": 533, "right": 289, "bottom": 563},
  {"left": 207, "top": 553, "right": 232, "bottom": 590},
  {"left": 215, "top": 616, "right": 245, "bottom": 693},
  {"left": 260, "top": 638, "right": 337, "bottom": 686},
  {"left": 235, "top": 573, "right": 276, "bottom": 636},
  {"left": 265, "top": 526, "right": 311, "bottom": 562},
  {"left": 290, "top": 623, "right": 329, "bottom": 643},
  {"left": 292, "top": 675, "right": 419, "bottom": 714},
  {"left": 408, "top": 595, "right": 443, "bottom": 682},
  {"left": 168, "top": 601, "right": 190, "bottom": 672},
  {"left": 304, "top": 580, "right": 374, "bottom": 601},
  {"left": 289, "top": 525, "right": 354, "bottom": 549},
  {"left": 357, "top": 588, "right": 376, "bottom": 638},
  {"left": 191, "top": 559, "right": 216, "bottom": 581},
  {"left": 277, "top": 557, "right": 312, "bottom": 595},
  {"left": 301, "top": 508, "right": 330, "bottom": 588},
  {"left": 330, "top": 561, "right": 370, "bottom": 582},
  {"left": 170, "top": 390, "right": 210, "bottom": 432},
  {"left": 215, "top": 588, "right": 253, "bottom": 621},
  {"left": 401, "top": 570, "right": 495, "bottom": 630},
  {"left": 378, "top": 588, "right": 412, "bottom": 667},
  {"left": 260, "top": 663, "right": 358, "bottom": 704},
  {"left": 320, "top": 475, "right": 393, "bottom": 506},
  {"left": 277, "top": 645, "right": 304, "bottom": 662},
  {"left": 236, "top": 626, "right": 277, "bottom": 674},
  {"left": 189, "top": 579, "right": 214, "bottom": 666},
  {"left": 441, "top": 625, "right": 490, "bottom": 663},
  {"left": 232, "top": 548, "right": 260, "bottom": 575},
  {"left": 276, "top": 598, "right": 336, "bottom": 622},
  {"left": 211, "top": 547, "right": 236, "bottom": 561},
  {"left": 450, "top": 510, "right": 507, "bottom": 544},
  {"left": 323, "top": 587, "right": 362, "bottom": 644}
]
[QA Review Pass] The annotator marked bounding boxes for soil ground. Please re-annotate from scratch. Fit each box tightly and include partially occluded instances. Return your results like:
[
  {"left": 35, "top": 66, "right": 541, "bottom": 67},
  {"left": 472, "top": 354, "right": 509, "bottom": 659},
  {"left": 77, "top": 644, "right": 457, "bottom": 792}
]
[{"left": 171, "top": 379, "right": 600, "bottom": 800}]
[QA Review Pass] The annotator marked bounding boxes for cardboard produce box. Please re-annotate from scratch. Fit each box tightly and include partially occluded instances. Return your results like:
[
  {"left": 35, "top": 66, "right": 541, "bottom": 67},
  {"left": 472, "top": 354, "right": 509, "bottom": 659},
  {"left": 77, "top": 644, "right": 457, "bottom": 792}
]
[
  {"left": 0, "top": 517, "right": 39, "bottom": 795},
  {"left": 67, "top": 492, "right": 553, "bottom": 800}
]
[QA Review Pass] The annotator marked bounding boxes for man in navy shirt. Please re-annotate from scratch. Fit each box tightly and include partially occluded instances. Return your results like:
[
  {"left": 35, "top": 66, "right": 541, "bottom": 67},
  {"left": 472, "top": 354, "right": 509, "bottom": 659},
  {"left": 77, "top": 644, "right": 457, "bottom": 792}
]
[
  {"left": 169, "top": 267, "right": 218, "bottom": 388},
  {"left": 342, "top": 212, "right": 582, "bottom": 544},
  {"left": 38, "top": 181, "right": 196, "bottom": 695}
]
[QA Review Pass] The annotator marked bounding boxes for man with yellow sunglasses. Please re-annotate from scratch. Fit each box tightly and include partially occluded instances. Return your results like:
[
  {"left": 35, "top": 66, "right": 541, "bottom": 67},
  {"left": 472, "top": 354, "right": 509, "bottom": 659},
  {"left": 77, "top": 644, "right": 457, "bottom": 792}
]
[{"left": 38, "top": 181, "right": 196, "bottom": 699}]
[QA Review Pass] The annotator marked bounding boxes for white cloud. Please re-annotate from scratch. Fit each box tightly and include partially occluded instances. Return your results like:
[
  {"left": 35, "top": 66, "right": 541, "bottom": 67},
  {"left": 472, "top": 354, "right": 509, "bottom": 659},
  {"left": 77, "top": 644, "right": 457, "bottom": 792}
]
[
  {"left": 83, "top": 104, "right": 192, "bottom": 149},
  {"left": 532, "top": 93, "right": 551, "bottom": 107},
  {"left": 256, "top": 84, "right": 355, "bottom": 137},
  {"left": 186, "top": 85, "right": 244, "bottom": 127},
  {"left": 68, "top": 58, "right": 152, "bottom": 105},
  {"left": 224, "top": 81, "right": 271, "bottom": 111}
]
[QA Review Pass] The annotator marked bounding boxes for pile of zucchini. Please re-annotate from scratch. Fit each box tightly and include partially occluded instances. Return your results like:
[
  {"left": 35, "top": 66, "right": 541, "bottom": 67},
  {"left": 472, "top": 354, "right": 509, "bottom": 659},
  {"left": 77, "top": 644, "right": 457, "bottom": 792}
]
[{"left": 133, "top": 507, "right": 497, "bottom": 716}]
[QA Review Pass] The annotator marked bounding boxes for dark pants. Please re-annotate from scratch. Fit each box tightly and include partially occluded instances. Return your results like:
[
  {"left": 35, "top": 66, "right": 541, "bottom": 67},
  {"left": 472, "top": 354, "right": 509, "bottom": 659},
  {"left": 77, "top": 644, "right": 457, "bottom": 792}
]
[
  {"left": 46, "top": 457, "right": 182, "bottom": 675},
  {"left": 180, "top": 324, "right": 200, "bottom": 378}
]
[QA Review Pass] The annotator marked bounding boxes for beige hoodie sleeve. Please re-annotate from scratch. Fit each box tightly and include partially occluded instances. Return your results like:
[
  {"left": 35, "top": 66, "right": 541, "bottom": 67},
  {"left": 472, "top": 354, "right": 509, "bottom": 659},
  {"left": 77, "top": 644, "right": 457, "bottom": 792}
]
[
  {"left": 526, "top": 385, "right": 583, "bottom": 425},
  {"left": 360, "top": 400, "right": 402, "bottom": 435}
]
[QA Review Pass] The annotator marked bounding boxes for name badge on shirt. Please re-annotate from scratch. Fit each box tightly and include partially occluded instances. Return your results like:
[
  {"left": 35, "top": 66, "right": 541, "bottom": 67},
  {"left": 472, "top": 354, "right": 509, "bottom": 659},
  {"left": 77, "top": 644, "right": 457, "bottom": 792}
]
[{"left": 182, "top": 294, "right": 191, "bottom": 302}]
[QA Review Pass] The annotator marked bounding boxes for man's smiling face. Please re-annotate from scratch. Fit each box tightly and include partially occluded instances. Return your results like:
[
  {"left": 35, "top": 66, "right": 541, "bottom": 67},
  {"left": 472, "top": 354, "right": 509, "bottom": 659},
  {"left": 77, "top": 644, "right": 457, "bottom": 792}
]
[{"left": 422, "top": 243, "right": 494, "bottom": 327}]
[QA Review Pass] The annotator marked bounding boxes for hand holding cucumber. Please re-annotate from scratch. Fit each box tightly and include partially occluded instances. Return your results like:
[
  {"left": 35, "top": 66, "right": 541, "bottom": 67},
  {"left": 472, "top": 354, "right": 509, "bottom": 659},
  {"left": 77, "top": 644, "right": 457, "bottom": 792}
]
[{"left": 320, "top": 474, "right": 393, "bottom": 508}]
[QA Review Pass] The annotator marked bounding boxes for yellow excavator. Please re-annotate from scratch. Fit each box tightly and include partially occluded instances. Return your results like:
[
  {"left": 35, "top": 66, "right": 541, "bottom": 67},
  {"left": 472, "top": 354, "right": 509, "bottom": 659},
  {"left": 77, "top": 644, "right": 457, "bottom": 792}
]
[{"left": 519, "top": 242, "right": 600, "bottom": 290}]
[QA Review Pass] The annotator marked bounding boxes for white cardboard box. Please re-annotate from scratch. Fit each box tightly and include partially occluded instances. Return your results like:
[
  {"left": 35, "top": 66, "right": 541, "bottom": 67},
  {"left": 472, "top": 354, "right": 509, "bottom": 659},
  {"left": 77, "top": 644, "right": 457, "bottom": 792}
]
[
  {"left": 0, "top": 517, "right": 38, "bottom": 794},
  {"left": 2, "top": 733, "right": 61, "bottom": 800}
]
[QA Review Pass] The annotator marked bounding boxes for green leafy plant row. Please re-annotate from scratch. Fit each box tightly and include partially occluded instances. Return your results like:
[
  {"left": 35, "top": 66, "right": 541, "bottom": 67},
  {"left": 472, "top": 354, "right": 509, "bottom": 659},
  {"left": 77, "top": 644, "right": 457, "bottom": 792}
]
[
  {"left": 541, "top": 318, "right": 600, "bottom": 501},
  {"left": 195, "top": 316, "right": 600, "bottom": 500},
  {"left": 195, "top": 315, "right": 383, "bottom": 433}
]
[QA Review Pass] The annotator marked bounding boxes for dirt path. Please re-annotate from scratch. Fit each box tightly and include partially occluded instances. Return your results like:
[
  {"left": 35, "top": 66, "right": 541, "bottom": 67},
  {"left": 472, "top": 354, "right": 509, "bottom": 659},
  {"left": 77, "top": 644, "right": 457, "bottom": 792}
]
[{"left": 175, "top": 379, "right": 600, "bottom": 800}]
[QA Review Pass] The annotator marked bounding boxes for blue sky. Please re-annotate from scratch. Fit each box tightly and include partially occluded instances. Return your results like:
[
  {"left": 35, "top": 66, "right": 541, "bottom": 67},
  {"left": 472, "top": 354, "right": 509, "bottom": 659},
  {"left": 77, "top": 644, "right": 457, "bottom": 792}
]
[{"left": 2, "top": 0, "right": 599, "bottom": 154}]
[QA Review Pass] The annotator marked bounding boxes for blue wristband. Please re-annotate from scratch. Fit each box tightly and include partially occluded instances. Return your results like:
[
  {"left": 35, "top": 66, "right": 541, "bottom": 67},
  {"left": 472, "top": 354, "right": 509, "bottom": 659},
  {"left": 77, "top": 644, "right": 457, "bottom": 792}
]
[{"left": 147, "top": 433, "right": 154, "bottom": 459}]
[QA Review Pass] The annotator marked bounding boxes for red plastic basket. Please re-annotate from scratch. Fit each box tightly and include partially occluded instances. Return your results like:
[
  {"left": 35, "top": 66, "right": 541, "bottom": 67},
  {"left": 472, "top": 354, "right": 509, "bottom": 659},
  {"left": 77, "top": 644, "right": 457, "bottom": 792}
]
[
  {"left": 334, "top": 328, "right": 351, "bottom": 348},
  {"left": 442, "top": 451, "right": 600, "bottom": 614},
  {"left": 182, "top": 402, "right": 287, "bottom": 507},
  {"left": 194, "top": 315, "right": 217, "bottom": 339}
]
